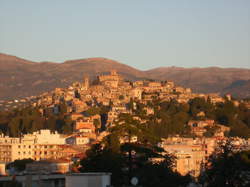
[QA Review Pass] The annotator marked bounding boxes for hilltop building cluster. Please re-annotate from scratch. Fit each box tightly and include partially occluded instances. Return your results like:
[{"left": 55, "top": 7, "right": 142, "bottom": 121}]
[
  {"left": 35, "top": 70, "right": 234, "bottom": 129},
  {"left": 0, "top": 70, "right": 249, "bottom": 178}
]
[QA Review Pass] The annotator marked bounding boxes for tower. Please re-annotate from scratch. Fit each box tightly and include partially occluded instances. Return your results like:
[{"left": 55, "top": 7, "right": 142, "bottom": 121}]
[
  {"left": 83, "top": 76, "right": 89, "bottom": 90},
  {"left": 111, "top": 69, "right": 117, "bottom": 76}
]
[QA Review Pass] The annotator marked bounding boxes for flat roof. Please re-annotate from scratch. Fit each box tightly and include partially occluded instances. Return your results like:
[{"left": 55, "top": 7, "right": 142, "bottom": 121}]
[{"left": 67, "top": 172, "right": 111, "bottom": 176}]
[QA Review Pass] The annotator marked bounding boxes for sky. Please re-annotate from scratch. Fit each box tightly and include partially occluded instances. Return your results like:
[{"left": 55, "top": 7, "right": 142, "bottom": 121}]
[{"left": 0, "top": 0, "right": 249, "bottom": 70}]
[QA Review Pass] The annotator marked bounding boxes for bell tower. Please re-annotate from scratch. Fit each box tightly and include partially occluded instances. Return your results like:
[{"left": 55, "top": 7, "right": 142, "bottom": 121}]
[{"left": 83, "top": 76, "right": 89, "bottom": 90}]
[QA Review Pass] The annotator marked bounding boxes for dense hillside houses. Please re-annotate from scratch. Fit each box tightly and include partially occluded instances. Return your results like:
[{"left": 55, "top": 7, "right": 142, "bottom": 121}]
[
  {"left": 34, "top": 70, "right": 230, "bottom": 120},
  {"left": 0, "top": 70, "right": 250, "bottom": 180}
]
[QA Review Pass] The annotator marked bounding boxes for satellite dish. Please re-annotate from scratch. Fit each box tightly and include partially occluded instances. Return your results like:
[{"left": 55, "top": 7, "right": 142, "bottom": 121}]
[{"left": 131, "top": 177, "right": 139, "bottom": 186}]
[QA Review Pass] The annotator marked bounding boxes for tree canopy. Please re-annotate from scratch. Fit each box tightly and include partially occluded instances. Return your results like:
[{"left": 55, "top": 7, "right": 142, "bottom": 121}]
[
  {"left": 80, "top": 113, "right": 191, "bottom": 187},
  {"left": 200, "top": 138, "right": 250, "bottom": 187}
]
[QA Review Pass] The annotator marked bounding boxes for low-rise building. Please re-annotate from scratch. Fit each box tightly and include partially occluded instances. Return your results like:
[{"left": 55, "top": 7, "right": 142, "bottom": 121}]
[
  {"left": 163, "top": 143, "right": 205, "bottom": 177},
  {"left": 26, "top": 159, "right": 71, "bottom": 174}
]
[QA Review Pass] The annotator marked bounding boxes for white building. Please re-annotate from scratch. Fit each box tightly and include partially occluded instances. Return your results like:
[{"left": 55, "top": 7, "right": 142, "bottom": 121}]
[
  {"left": 66, "top": 173, "right": 111, "bottom": 187},
  {"left": 0, "top": 130, "right": 67, "bottom": 162},
  {"left": 23, "top": 129, "right": 66, "bottom": 144},
  {"left": 0, "top": 162, "right": 6, "bottom": 176}
]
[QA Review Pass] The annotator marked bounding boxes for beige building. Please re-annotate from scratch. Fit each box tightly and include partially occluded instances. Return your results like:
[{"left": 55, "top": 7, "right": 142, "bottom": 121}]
[
  {"left": 26, "top": 159, "right": 71, "bottom": 174},
  {"left": 98, "top": 70, "right": 122, "bottom": 88},
  {"left": 0, "top": 162, "right": 6, "bottom": 175},
  {"left": 163, "top": 144, "right": 205, "bottom": 177},
  {"left": 0, "top": 130, "right": 86, "bottom": 162},
  {"left": 66, "top": 134, "right": 90, "bottom": 145},
  {"left": 131, "top": 88, "right": 142, "bottom": 100}
]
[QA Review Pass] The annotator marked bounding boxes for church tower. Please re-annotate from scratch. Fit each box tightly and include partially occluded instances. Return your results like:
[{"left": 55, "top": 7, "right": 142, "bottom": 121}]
[
  {"left": 111, "top": 69, "right": 117, "bottom": 76},
  {"left": 83, "top": 76, "right": 89, "bottom": 90}
]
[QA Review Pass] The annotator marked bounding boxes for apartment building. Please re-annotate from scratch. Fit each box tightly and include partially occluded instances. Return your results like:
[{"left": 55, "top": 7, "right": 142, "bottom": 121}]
[{"left": 0, "top": 130, "right": 84, "bottom": 162}]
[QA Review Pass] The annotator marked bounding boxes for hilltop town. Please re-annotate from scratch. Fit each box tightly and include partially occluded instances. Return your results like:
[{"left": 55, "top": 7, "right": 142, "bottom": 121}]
[
  {"left": 0, "top": 70, "right": 250, "bottom": 184},
  {"left": 33, "top": 69, "right": 237, "bottom": 116}
]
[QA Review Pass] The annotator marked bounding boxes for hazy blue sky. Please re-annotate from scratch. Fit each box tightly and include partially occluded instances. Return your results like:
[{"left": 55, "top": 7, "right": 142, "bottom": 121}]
[{"left": 0, "top": 0, "right": 249, "bottom": 70}]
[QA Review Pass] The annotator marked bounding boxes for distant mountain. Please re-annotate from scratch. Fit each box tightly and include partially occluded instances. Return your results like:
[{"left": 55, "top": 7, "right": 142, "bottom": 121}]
[
  {"left": 145, "top": 67, "right": 250, "bottom": 95},
  {"left": 222, "top": 80, "right": 250, "bottom": 98},
  {"left": 0, "top": 53, "right": 147, "bottom": 100},
  {"left": 0, "top": 53, "right": 250, "bottom": 100}
]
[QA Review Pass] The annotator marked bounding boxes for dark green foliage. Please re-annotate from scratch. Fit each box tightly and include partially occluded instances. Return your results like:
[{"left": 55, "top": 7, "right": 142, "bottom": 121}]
[
  {"left": 99, "top": 105, "right": 110, "bottom": 115},
  {"left": 80, "top": 143, "right": 190, "bottom": 187},
  {"left": 85, "top": 107, "right": 101, "bottom": 116},
  {"left": 149, "top": 98, "right": 250, "bottom": 138},
  {"left": 0, "top": 105, "right": 73, "bottom": 136},
  {"left": 1, "top": 96, "right": 250, "bottom": 138},
  {"left": 80, "top": 144, "right": 126, "bottom": 185},
  {"left": 238, "top": 103, "right": 250, "bottom": 128},
  {"left": 7, "top": 159, "right": 34, "bottom": 172},
  {"left": 148, "top": 99, "right": 191, "bottom": 138},
  {"left": 189, "top": 97, "right": 214, "bottom": 119},
  {"left": 6, "top": 107, "right": 45, "bottom": 136},
  {"left": 110, "top": 113, "right": 160, "bottom": 145},
  {"left": 80, "top": 113, "right": 191, "bottom": 186},
  {"left": 44, "top": 115, "right": 57, "bottom": 131},
  {"left": 200, "top": 139, "right": 250, "bottom": 187},
  {"left": 58, "top": 102, "right": 67, "bottom": 114},
  {"left": 91, "top": 79, "right": 100, "bottom": 85},
  {"left": 203, "top": 125, "right": 220, "bottom": 137},
  {"left": 229, "top": 120, "right": 250, "bottom": 139},
  {"left": 6, "top": 180, "right": 22, "bottom": 187},
  {"left": 119, "top": 95, "right": 125, "bottom": 100},
  {"left": 135, "top": 162, "right": 191, "bottom": 187},
  {"left": 215, "top": 101, "right": 238, "bottom": 126}
]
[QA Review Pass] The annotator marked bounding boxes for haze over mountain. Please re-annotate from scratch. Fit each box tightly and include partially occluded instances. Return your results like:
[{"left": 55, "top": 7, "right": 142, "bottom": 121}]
[{"left": 1, "top": 53, "right": 250, "bottom": 100}]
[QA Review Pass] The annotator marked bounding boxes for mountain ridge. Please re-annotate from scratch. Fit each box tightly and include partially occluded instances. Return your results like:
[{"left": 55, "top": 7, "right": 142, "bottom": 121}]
[{"left": 0, "top": 52, "right": 250, "bottom": 100}]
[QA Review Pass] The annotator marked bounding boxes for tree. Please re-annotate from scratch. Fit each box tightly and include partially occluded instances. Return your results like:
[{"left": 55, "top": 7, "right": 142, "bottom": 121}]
[
  {"left": 59, "top": 102, "right": 67, "bottom": 115},
  {"left": 9, "top": 117, "right": 21, "bottom": 137},
  {"left": 8, "top": 179, "right": 22, "bottom": 187},
  {"left": 200, "top": 138, "right": 250, "bottom": 187},
  {"left": 189, "top": 97, "right": 206, "bottom": 117},
  {"left": 135, "top": 161, "right": 191, "bottom": 187},
  {"left": 229, "top": 120, "right": 250, "bottom": 139},
  {"left": 215, "top": 101, "right": 238, "bottom": 126},
  {"left": 61, "top": 116, "right": 73, "bottom": 134},
  {"left": 45, "top": 115, "right": 57, "bottom": 131},
  {"left": 7, "top": 159, "right": 34, "bottom": 172},
  {"left": 93, "top": 118, "right": 101, "bottom": 133},
  {"left": 110, "top": 113, "right": 160, "bottom": 145},
  {"left": 119, "top": 95, "right": 125, "bottom": 100},
  {"left": 30, "top": 117, "right": 44, "bottom": 132},
  {"left": 80, "top": 143, "right": 126, "bottom": 186},
  {"left": 80, "top": 113, "right": 191, "bottom": 186},
  {"left": 85, "top": 107, "right": 101, "bottom": 116}
]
